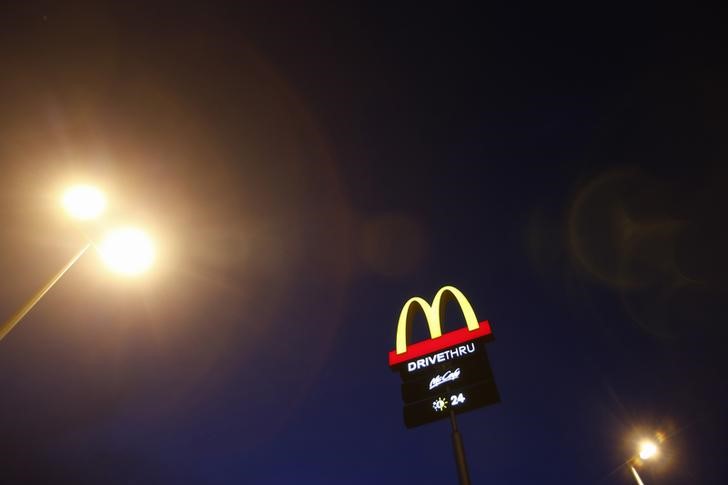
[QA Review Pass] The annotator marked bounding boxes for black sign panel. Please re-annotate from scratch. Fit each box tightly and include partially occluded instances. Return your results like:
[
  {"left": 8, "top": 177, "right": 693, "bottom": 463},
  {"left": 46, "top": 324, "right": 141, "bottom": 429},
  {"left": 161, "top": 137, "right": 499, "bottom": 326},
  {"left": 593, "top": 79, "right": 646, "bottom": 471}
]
[
  {"left": 400, "top": 353, "right": 493, "bottom": 403},
  {"left": 402, "top": 380, "right": 500, "bottom": 429}
]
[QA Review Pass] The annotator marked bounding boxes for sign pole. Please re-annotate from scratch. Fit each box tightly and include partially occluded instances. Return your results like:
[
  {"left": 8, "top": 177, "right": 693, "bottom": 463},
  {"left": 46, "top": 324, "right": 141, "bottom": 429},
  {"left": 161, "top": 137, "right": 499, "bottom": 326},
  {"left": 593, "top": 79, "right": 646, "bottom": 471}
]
[{"left": 449, "top": 409, "right": 471, "bottom": 485}]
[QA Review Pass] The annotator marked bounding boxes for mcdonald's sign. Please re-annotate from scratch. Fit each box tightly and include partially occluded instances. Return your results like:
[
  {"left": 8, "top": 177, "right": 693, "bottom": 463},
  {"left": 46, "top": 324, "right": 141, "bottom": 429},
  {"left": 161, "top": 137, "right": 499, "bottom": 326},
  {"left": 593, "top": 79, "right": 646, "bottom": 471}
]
[{"left": 389, "top": 285, "right": 499, "bottom": 428}]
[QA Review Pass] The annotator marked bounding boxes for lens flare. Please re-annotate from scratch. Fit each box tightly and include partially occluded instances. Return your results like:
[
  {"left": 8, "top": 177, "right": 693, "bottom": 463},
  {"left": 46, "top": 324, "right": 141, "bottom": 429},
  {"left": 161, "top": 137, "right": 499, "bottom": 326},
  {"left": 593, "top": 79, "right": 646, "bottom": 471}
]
[
  {"left": 99, "top": 227, "right": 155, "bottom": 276},
  {"left": 62, "top": 185, "right": 106, "bottom": 220}
]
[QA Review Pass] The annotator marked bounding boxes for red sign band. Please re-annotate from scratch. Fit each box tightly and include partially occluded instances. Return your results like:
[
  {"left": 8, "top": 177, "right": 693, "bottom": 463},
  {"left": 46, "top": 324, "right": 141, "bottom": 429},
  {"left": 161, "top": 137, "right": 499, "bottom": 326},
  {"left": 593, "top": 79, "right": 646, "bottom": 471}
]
[{"left": 388, "top": 321, "right": 492, "bottom": 367}]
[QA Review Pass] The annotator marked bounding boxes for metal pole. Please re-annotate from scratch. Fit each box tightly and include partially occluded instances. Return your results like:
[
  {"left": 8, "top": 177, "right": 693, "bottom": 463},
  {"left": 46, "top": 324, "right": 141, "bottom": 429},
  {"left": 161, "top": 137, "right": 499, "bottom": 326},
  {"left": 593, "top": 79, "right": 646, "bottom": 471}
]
[
  {"left": 630, "top": 465, "right": 646, "bottom": 485},
  {"left": 449, "top": 409, "right": 471, "bottom": 485},
  {"left": 0, "top": 243, "right": 90, "bottom": 343}
]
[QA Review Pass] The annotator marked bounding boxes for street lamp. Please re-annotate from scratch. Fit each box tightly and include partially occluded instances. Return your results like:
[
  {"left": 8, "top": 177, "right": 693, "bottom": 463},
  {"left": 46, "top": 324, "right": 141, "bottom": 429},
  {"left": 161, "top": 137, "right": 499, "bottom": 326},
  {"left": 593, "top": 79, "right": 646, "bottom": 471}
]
[
  {"left": 0, "top": 185, "right": 156, "bottom": 343},
  {"left": 62, "top": 184, "right": 107, "bottom": 221},
  {"left": 99, "top": 227, "right": 155, "bottom": 276},
  {"left": 630, "top": 439, "right": 659, "bottom": 485},
  {"left": 638, "top": 441, "right": 658, "bottom": 461}
]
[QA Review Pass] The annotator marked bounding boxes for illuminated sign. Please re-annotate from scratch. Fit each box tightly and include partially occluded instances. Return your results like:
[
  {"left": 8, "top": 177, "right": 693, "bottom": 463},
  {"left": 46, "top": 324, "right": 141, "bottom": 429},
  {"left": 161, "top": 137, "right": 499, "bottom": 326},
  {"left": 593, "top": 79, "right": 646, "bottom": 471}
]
[
  {"left": 388, "top": 285, "right": 493, "bottom": 367},
  {"left": 406, "top": 342, "right": 476, "bottom": 372},
  {"left": 389, "top": 285, "right": 500, "bottom": 428},
  {"left": 402, "top": 380, "right": 500, "bottom": 428},
  {"left": 401, "top": 346, "right": 493, "bottom": 403},
  {"left": 430, "top": 368, "right": 461, "bottom": 390},
  {"left": 400, "top": 352, "right": 492, "bottom": 403}
]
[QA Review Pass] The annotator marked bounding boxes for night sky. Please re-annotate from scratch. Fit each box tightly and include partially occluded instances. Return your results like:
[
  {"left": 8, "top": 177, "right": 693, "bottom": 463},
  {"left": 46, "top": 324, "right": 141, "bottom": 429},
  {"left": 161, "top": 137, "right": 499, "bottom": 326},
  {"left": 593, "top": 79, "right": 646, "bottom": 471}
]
[{"left": 1, "top": 3, "right": 726, "bottom": 484}]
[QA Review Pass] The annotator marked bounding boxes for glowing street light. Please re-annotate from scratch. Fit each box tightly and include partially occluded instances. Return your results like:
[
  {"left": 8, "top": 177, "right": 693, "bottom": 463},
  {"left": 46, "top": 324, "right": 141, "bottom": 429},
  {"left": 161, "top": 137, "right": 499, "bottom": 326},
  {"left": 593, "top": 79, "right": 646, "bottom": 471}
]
[
  {"left": 638, "top": 441, "right": 658, "bottom": 461},
  {"left": 99, "top": 227, "right": 155, "bottom": 276},
  {"left": 62, "top": 184, "right": 107, "bottom": 220},
  {"left": 0, "top": 185, "right": 155, "bottom": 344},
  {"left": 630, "top": 439, "right": 660, "bottom": 485}
]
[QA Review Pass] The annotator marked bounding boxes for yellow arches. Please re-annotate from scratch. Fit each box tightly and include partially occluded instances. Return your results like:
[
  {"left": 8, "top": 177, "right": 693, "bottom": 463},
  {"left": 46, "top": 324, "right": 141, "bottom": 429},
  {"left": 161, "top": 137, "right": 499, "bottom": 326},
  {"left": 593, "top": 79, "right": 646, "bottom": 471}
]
[{"left": 395, "top": 285, "right": 480, "bottom": 355}]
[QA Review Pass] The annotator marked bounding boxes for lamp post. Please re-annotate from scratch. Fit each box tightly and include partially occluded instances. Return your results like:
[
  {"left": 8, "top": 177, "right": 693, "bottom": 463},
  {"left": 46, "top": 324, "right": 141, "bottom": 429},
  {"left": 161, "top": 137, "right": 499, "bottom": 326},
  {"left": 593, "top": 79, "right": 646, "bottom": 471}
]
[
  {"left": 0, "top": 184, "right": 155, "bottom": 344},
  {"left": 630, "top": 465, "right": 646, "bottom": 485}
]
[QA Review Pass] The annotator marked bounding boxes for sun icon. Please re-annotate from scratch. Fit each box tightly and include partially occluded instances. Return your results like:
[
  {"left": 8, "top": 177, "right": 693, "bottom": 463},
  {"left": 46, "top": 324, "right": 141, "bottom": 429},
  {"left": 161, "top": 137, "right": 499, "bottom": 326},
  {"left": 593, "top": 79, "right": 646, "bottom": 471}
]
[{"left": 432, "top": 397, "right": 448, "bottom": 412}]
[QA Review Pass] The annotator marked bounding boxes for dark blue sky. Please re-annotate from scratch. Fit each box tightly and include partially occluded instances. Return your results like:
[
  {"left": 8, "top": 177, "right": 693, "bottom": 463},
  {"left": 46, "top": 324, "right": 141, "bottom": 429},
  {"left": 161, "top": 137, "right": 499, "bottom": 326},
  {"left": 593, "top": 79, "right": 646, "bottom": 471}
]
[{"left": 0, "top": 2, "right": 726, "bottom": 484}]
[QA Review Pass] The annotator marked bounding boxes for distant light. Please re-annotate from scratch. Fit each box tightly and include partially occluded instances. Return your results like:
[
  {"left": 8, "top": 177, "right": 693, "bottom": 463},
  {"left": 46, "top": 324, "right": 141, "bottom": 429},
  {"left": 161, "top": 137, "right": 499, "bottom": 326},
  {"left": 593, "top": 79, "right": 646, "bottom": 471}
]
[
  {"left": 62, "top": 185, "right": 107, "bottom": 220},
  {"left": 99, "top": 227, "right": 155, "bottom": 276},
  {"left": 638, "top": 440, "right": 658, "bottom": 460}
]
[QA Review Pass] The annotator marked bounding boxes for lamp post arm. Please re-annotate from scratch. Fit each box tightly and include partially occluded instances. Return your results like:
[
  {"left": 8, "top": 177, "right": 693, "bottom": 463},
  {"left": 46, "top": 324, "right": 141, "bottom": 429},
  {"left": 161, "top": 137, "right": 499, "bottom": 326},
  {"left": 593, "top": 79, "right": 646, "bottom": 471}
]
[
  {"left": 0, "top": 243, "right": 90, "bottom": 343},
  {"left": 630, "top": 465, "right": 646, "bottom": 485}
]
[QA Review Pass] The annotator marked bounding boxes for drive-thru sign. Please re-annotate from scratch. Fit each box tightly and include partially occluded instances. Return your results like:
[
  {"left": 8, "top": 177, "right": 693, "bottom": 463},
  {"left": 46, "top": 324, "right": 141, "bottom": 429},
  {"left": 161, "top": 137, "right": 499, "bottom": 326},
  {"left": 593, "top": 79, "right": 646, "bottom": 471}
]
[{"left": 388, "top": 285, "right": 499, "bottom": 428}]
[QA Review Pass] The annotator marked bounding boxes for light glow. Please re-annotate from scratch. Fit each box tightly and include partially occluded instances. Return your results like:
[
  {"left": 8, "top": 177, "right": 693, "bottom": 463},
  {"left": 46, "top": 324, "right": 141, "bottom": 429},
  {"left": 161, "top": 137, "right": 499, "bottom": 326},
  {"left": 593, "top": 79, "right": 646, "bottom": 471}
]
[
  {"left": 62, "top": 185, "right": 106, "bottom": 220},
  {"left": 638, "top": 440, "right": 658, "bottom": 460},
  {"left": 99, "top": 227, "right": 155, "bottom": 276}
]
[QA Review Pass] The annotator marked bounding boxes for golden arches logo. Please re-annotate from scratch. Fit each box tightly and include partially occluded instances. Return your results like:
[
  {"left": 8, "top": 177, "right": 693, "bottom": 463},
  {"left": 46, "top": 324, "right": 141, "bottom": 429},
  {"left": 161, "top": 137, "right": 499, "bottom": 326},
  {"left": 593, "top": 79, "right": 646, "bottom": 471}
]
[
  {"left": 395, "top": 285, "right": 480, "bottom": 354},
  {"left": 389, "top": 285, "right": 492, "bottom": 367}
]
